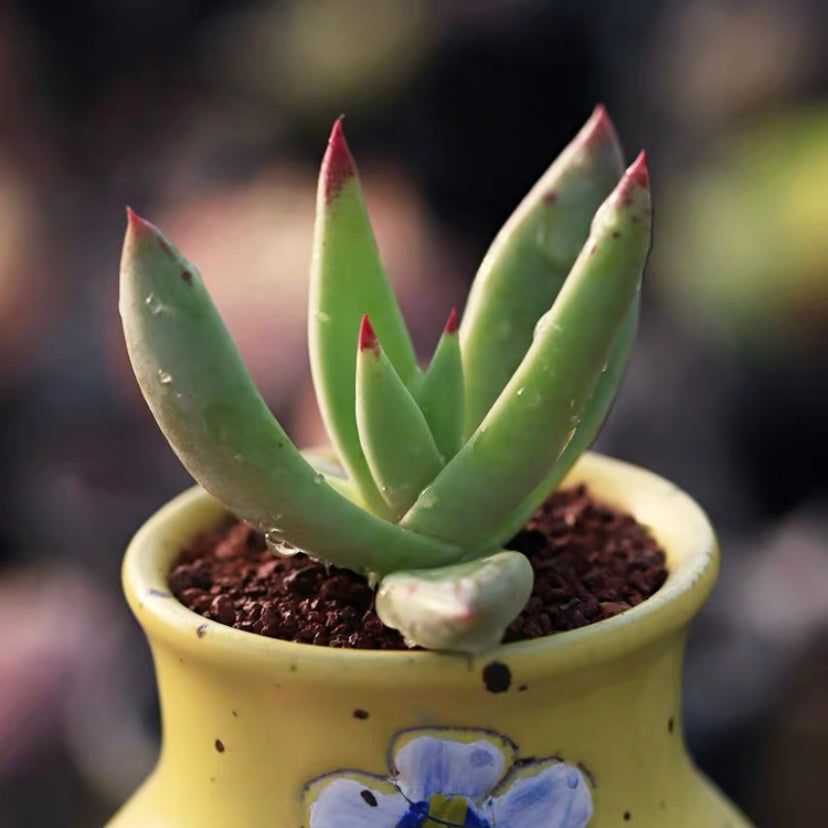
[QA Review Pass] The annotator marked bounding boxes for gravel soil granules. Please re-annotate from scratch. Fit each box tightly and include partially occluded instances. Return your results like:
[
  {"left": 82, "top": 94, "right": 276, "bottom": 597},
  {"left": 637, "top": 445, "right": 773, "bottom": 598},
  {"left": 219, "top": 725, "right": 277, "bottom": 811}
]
[{"left": 170, "top": 485, "right": 667, "bottom": 649}]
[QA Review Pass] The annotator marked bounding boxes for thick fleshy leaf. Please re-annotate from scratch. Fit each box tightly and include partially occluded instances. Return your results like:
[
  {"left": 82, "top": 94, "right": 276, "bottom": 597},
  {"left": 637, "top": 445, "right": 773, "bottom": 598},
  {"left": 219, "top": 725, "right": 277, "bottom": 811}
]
[
  {"left": 309, "top": 119, "right": 418, "bottom": 514},
  {"left": 493, "top": 297, "right": 639, "bottom": 542},
  {"left": 120, "top": 211, "right": 461, "bottom": 575},
  {"left": 356, "top": 316, "right": 443, "bottom": 520},
  {"left": 401, "top": 154, "right": 652, "bottom": 552},
  {"left": 412, "top": 308, "right": 464, "bottom": 461},
  {"left": 461, "top": 106, "right": 624, "bottom": 436},
  {"left": 376, "top": 550, "right": 533, "bottom": 652}
]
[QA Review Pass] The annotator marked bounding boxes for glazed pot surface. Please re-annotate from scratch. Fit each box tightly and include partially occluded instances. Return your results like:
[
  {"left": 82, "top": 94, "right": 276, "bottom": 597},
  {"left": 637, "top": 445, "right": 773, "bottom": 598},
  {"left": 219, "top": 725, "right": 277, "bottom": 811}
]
[{"left": 109, "top": 453, "right": 751, "bottom": 827}]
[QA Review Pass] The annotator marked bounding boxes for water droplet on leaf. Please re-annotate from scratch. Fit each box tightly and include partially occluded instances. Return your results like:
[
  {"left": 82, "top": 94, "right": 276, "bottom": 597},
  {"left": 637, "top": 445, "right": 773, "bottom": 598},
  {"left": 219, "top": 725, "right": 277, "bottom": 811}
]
[
  {"left": 157, "top": 370, "right": 173, "bottom": 384},
  {"left": 417, "top": 486, "right": 437, "bottom": 510},
  {"left": 534, "top": 221, "right": 552, "bottom": 249},
  {"left": 265, "top": 529, "right": 300, "bottom": 557},
  {"left": 145, "top": 293, "right": 164, "bottom": 315}
]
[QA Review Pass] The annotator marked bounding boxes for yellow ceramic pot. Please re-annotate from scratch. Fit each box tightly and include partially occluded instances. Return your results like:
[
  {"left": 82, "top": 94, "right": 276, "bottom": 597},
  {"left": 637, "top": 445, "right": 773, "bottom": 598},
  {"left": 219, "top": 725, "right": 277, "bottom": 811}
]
[{"left": 109, "top": 453, "right": 751, "bottom": 827}]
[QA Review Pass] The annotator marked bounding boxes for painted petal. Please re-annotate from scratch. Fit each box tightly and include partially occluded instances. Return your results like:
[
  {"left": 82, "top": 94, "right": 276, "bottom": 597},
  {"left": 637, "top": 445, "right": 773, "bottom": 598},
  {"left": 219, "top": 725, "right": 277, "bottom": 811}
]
[
  {"left": 306, "top": 775, "right": 409, "bottom": 828},
  {"left": 391, "top": 730, "right": 515, "bottom": 802},
  {"left": 489, "top": 760, "right": 593, "bottom": 828}
]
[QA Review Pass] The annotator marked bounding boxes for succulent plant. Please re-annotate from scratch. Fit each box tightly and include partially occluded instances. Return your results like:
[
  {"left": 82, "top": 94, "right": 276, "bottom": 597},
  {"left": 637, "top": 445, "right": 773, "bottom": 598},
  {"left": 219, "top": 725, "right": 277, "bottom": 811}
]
[{"left": 120, "top": 107, "right": 651, "bottom": 653}]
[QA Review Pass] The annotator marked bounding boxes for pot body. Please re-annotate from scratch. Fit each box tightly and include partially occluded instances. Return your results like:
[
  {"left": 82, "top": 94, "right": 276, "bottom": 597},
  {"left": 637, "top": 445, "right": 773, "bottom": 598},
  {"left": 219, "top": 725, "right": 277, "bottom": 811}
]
[{"left": 109, "top": 454, "right": 750, "bottom": 827}]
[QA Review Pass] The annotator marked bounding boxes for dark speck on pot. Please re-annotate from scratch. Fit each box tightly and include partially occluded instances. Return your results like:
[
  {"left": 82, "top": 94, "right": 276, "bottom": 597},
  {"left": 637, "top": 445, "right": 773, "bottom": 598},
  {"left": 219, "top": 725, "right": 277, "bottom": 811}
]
[
  {"left": 148, "top": 588, "right": 171, "bottom": 597},
  {"left": 482, "top": 661, "right": 511, "bottom": 693}
]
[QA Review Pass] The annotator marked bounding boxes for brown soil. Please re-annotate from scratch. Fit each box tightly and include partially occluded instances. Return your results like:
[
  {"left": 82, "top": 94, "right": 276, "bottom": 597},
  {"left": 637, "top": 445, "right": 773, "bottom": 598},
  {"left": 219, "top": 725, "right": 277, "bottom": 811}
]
[{"left": 170, "top": 485, "right": 667, "bottom": 649}]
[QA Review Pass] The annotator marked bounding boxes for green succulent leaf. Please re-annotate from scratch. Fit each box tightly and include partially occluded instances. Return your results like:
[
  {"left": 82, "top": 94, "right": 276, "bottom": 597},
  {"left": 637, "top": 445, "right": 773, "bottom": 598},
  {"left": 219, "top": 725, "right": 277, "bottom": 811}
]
[
  {"left": 493, "top": 297, "right": 639, "bottom": 542},
  {"left": 401, "top": 154, "right": 652, "bottom": 552},
  {"left": 356, "top": 315, "right": 444, "bottom": 521},
  {"left": 375, "top": 550, "right": 533, "bottom": 653},
  {"left": 120, "top": 110, "right": 654, "bottom": 655},
  {"left": 120, "top": 210, "right": 462, "bottom": 576},
  {"left": 460, "top": 106, "right": 625, "bottom": 437},
  {"left": 411, "top": 308, "right": 464, "bottom": 462},
  {"left": 309, "top": 118, "right": 418, "bottom": 516}
]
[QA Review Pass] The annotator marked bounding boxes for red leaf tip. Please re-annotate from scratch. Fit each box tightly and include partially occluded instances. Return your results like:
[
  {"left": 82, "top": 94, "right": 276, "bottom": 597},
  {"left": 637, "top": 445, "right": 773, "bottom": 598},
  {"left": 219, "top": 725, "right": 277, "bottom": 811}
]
[
  {"left": 124, "top": 207, "right": 176, "bottom": 256},
  {"left": 627, "top": 150, "right": 649, "bottom": 185},
  {"left": 125, "top": 205, "right": 154, "bottom": 237},
  {"left": 444, "top": 307, "right": 459, "bottom": 335},
  {"left": 322, "top": 115, "right": 357, "bottom": 203},
  {"left": 616, "top": 151, "right": 649, "bottom": 206},
  {"left": 592, "top": 103, "right": 608, "bottom": 123},
  {"left": 358, "top": 314, "right": 379, "bottom": 352},
  {"left": 581, "top": 103, "right": 619, "bottom": 151}
]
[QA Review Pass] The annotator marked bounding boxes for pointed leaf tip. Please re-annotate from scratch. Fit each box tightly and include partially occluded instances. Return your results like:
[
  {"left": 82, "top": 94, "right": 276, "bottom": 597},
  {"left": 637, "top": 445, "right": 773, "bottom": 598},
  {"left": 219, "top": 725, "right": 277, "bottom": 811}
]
[
  {"left": 616, "top": 151, "right": 649, "bottom": 205},
  {"left": 322, "top": 116, "right": 357, "bottom": 203},
  {"left": 125, "top": 206, "right": 152, "bottom": 235},
  {"left": 122, "top": 208, "right": 177, "bottom": 259},
  {"left": 590, "top": 103, "right": 609, "bottom": 130},
  {"left": 358, "top": 314, "right": 378, "bottom": 352},
  {"left": 444, "top": 307, "right": 458, "bottom": 335},
  {"left": 629, "top": 150, "right": 649, "bottom": 184},
  {"left": 582, "top": 103, "right": 620, "bottom": 150}
]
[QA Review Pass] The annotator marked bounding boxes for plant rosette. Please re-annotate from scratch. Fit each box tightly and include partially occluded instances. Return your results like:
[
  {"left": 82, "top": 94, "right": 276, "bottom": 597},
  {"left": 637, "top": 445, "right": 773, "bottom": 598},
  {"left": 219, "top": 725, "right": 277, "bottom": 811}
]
[{"left": 112, "top": 109, "right": 752, "bottom": 825}]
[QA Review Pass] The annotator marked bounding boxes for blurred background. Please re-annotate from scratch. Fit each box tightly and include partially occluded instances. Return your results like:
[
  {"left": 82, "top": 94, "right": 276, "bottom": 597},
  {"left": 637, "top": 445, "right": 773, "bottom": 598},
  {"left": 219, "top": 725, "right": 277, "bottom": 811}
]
[{"left": 0, "top": 0, "right": 826, "bottom": 824}]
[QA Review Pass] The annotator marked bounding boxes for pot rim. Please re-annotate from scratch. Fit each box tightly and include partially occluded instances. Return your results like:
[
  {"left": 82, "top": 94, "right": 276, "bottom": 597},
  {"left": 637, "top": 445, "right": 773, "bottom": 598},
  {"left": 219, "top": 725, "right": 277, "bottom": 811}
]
[{"left": 123, "top": 452, "right": 717, "bottom": 684}]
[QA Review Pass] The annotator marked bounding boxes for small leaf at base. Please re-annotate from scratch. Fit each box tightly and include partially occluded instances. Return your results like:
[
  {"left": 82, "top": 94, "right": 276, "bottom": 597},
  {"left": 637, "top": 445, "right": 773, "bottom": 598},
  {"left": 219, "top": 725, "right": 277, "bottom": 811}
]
[{"left": 376, "top": 551, "right": 533, "bottom": 653}]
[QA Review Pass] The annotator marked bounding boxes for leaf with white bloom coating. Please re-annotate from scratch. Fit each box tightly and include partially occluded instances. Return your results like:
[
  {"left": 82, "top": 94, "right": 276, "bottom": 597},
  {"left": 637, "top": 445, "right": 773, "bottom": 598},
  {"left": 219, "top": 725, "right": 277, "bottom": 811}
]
[
  {"left": 376, "top": 551, "right": 534, "bottom": 653},
  {"left": 401, "top": 154, "right": 652, "bottom": 552},
  {"left": 120, "top": 210, "right": 462, "bottom": 576},
  {"left": 309, "top": 118, "right": 419, "bottom": 515},
  {"left": 493, "top": 297, "right": 639, "bottom": 542},
  {"left": 460, "top": 106, "right": 625, "bottom": 436},
  {"left": 120, "top": 109, "right": 655, "bottom": 653},
  {"left": 356, "top": 315, "right": 444, "bottom": 520},
  {"left": 411, "top": 308, "right": 464, "bottom": 462}
]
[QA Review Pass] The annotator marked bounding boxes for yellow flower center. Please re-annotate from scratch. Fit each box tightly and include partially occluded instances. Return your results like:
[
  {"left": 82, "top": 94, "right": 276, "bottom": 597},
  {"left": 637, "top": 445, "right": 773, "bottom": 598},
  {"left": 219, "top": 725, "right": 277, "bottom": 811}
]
[{"left": 424, "top": 793, "right": 469, "bottom": 826}]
